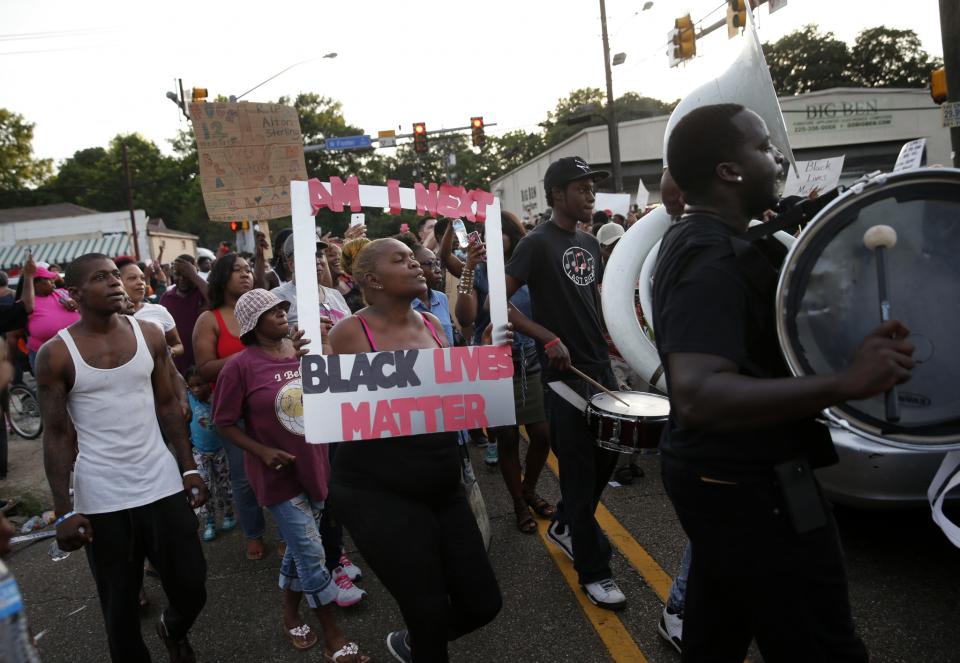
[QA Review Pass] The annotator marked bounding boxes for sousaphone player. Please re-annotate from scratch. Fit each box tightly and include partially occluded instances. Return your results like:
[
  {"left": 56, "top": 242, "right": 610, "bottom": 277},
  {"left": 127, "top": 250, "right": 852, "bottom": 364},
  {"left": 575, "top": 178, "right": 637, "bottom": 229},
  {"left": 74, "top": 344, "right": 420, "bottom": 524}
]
[{"left": 653, "top": 103, "right": 915, "bottom": 662}]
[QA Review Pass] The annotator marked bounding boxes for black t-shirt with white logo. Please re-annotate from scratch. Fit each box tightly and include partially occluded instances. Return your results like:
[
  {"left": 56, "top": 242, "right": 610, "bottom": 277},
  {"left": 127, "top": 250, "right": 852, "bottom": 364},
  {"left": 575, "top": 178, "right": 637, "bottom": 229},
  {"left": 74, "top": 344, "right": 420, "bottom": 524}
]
[
  {"left": 652, "top": 214, "right": 836, "bottom": 482},
  {"left": 506, "top": 220, "right": 610, "bottom": 381}
]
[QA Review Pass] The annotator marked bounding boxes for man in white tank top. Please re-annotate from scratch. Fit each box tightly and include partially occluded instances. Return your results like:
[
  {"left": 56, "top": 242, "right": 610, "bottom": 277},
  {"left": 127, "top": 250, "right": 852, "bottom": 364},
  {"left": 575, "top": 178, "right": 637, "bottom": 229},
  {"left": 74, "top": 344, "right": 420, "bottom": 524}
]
[{"left": 36, "top": 253, "right": 209, "bottom": 663}]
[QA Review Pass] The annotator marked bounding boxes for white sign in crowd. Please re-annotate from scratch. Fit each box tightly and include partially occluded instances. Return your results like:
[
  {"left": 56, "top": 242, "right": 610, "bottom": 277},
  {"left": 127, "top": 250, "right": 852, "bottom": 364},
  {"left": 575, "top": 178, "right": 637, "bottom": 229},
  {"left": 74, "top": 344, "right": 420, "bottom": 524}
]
[{"left": 290, "top": 177, "right": 517, "bottom": 444}]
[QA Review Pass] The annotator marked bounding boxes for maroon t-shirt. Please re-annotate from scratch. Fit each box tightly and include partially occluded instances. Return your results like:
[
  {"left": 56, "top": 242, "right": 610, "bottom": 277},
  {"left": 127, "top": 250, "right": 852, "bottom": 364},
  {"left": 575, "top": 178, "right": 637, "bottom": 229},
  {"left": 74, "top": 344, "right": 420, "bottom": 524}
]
[
  {"left": 212, "top": 346, "right": 330, "bottom": 507},
  {"left": 158, "top": 286, "right": 206, "bottom": 375}
]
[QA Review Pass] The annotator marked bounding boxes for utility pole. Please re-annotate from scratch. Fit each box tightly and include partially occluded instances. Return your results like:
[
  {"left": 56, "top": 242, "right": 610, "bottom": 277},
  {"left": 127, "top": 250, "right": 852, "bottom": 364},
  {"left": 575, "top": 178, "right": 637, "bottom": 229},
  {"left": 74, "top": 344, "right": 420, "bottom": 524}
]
[
  {"left": 599, "top": 0, "right": 623, "bottom": 192},
  {"left": 121, "top": 143, "right": 142, "bottom": 260},
  {"left": 940, "top": 0, "right": 960, "bottom": 167}
]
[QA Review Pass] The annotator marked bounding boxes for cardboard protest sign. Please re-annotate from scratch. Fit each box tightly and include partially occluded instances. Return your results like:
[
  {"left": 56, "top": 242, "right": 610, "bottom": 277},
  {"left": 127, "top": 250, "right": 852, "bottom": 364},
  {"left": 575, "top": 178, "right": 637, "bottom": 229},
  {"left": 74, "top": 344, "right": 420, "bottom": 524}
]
[
  {"left": 291, "top": 178, "right": 515, "bottom": 444},
  {"left": 894, "top": 138, "right": 926, "bottom": 172},
  {"left": 190, "top": 102, "right": 308, "bottom": 222},
  {"left": 782, "top": 156, "right": 845, "bottom": 197},
  {"left": 594, "top": 192, "right": 631, "bottom": 217}
]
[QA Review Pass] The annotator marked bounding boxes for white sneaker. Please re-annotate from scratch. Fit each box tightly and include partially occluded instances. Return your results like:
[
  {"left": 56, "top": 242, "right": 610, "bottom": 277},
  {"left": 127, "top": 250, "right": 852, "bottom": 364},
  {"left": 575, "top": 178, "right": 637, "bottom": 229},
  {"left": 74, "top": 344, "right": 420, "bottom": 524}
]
[
  {"left": 339, "top": 553, "right": 362, "bottom": 582},
  {"left": 657, "top": 606, "right": 683, "bottom": 653},
  {"left": 333, "top": 566, "right": 367, "bottom": 607},
  {"left": 582, "top": 578, "right": 626, "bottom": 611},
  {"left": 547, "top": 521, "right": 574, "bottom": 561}
]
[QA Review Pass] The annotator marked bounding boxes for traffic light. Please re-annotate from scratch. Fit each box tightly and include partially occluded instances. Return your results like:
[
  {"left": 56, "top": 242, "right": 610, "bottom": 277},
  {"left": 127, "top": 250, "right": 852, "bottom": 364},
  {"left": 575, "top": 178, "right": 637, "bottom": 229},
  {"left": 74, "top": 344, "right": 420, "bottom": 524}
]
[
  {"left": 228, "top": 221, "right": 250, "bottom": 232},
  {"left": 727, "top": 0, "right": 757, "bottom": 37},
  {"left": 668, "top": 15, "right": 695, "bottom": 67},
  {"left": 471, "top": 117, "right": 485, "bottom": 147},
  {"left": 413, "top": 122, "right": 428, "bottom": 153},
  {"left": 931, "top": 67, "right": 948, "bottom": 105},
  {"left": 229, "top": 221, "right": 239, "bottom": 232}
]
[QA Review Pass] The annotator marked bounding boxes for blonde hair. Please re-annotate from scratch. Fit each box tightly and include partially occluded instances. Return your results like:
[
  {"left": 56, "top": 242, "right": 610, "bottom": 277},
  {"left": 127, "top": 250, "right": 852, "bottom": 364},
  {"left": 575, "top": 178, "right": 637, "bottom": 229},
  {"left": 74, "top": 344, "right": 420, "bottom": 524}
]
[
  {"left": 341, "top": 237, "right": 371, "bottom": 276},
  {"left": 350, "top": 238, "right": 392, "bottom": 296}
]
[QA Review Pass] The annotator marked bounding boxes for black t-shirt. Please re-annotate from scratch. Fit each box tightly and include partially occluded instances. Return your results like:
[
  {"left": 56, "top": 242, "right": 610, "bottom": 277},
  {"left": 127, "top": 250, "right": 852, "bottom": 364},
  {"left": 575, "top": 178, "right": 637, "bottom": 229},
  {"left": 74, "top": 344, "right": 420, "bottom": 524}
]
[
  {"left": 652, "top": 214, "right": 835, "bottom": 482},
  {"left": 506, "top": 220, "right": 610, "bottom": 381}
]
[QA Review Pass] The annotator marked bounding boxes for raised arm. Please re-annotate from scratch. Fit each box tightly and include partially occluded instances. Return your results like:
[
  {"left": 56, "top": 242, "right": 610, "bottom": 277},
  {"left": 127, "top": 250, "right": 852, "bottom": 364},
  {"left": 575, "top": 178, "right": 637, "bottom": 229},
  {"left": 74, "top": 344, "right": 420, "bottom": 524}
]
[
  {"left": 20, "top": 258, "right": 36, "bottom": 314},
  {"left": 146, "top": 320, "right": 207, "bottom": 507},
  {"left": 453, "top": 242, "right": 487, "bottom": 329},
  {"left": 252, "top": 232, "right": 270, "bottom": 289},
  {"left": 174, "top": 257, "right": 208, "bottom": 301},
  {"left": 36, "top": 340, "right": 90, "bottom": 550},
  {"left": 438, "top": 222, "right": 464, "bottom": 279}
]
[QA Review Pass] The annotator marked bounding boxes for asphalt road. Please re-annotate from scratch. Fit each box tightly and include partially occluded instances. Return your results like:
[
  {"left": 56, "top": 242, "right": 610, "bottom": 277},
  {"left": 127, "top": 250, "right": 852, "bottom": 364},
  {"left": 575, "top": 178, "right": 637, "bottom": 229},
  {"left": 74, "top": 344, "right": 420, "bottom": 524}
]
[{"left": 7, "top": 443, "right": 960, "bottom": 663}]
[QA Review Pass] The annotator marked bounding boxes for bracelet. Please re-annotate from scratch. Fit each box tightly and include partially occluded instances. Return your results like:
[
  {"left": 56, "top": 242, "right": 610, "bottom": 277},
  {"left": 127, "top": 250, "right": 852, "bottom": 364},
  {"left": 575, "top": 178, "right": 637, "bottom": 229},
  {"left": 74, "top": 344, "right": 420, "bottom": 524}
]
[
  {"left": 457, "top": 269, "right": 475, "bottom": 295},
  {"left": 54, "top": 511, "right": 77, "bottom": 526},
  {"left": 543, "top": 338, "right": 561, "bottom": 350},
  {"left": 182, "top": 470, "right": 201, "bottom": 478}
]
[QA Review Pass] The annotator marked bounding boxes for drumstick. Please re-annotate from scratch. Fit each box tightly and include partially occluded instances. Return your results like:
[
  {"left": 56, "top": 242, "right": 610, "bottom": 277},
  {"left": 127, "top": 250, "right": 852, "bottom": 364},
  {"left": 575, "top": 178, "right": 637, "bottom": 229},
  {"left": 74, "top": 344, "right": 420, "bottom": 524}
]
[
  {"left": 863, "top": 224, "right": 900, "bottom": 423},
  {"left": 568, "top": 365, "right": 630, "bottom": 406}
]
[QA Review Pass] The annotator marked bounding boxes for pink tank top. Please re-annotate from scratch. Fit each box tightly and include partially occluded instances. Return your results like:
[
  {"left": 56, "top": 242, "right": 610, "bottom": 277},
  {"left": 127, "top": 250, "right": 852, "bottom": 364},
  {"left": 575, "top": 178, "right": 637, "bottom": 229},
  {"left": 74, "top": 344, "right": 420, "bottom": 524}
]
[{"left": 355, "top": 313, "right": 443, "bottom": 352}]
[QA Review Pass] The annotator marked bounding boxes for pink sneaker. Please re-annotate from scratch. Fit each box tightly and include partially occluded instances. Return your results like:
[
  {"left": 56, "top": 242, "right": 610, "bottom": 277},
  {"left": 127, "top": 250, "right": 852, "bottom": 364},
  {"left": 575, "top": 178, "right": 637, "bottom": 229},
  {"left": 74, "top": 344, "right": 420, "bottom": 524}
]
[
  {"left": 339, "top": 553, "right": 362, "bottom": 582},
  {"left": 333, "top": 567, "right": 366, "bottom": 607}
]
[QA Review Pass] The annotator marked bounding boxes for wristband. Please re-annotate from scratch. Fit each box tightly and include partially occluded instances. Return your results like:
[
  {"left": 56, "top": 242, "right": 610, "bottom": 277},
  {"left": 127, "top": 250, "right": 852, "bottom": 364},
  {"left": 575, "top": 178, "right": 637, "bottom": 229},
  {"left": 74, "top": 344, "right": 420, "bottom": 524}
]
[
  {"left": 54, "top": 511, "right": 77, "bottom": 527},
  {"left": 543, "top": 338, "right": 561, "bottom": 351},
  {"left": 182, "top": 470, "right": 201, "bottom": 478}
]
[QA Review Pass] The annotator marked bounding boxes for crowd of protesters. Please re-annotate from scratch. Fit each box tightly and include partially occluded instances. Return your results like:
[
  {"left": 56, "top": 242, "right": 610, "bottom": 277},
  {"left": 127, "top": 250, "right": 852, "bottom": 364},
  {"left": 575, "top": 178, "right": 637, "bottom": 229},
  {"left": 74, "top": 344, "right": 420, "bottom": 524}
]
[
  {"left": 0, "top": 199, "right": 659, "bottom": 663},
  {"left": 0, "top": 116, "right": 903, "bottom": 663}
]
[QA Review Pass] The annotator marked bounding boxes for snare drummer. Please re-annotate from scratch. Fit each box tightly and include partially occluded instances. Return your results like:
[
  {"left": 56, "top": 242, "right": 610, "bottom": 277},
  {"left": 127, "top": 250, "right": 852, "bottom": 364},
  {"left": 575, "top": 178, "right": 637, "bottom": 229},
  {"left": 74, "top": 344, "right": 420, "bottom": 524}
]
[
  {"left": 505, "top": 156, "right": 626, "bottom": 611},
  {"left": 655, "top": 104, "right": 915, "bottom": 662}
]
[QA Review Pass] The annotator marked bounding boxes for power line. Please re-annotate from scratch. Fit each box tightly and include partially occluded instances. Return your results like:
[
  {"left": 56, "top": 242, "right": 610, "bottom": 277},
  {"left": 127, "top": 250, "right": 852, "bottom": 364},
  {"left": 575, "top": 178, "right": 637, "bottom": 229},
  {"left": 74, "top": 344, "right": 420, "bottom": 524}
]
[
  {"left": 0, "top": 27, "right": 118, "bottom": 42},
  {"left": 0, "top": 43, "right": 120, "bottom": 57}
]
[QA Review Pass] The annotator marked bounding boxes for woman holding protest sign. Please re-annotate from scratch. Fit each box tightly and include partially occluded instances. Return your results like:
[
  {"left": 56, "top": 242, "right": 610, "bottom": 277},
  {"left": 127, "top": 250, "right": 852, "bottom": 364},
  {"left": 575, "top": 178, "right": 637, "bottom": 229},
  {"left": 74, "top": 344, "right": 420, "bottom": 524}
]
[
  {"left": 213, "top": 289, "right": 369, "bottom": 663},
  {"left": 328, "top": 238, "right": 503, "bottom": 663}
]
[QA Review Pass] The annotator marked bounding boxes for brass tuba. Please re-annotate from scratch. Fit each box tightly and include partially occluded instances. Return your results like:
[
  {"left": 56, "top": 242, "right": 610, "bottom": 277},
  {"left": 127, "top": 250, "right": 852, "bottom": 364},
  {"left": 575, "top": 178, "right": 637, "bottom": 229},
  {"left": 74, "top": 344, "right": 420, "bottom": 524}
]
[{"left": 602, "top": 6, "right": 795, "bottom": 391}]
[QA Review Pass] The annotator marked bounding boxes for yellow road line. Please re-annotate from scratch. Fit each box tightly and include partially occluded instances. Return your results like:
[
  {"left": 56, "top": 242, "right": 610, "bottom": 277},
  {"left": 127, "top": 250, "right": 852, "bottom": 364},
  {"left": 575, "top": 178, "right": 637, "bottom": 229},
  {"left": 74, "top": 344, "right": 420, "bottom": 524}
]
[
  {"left": 534, "top": 517, "right": 649, "bottom": 663},
  {"left": 545, "top": 452, "right": 674, "bottom": 602}
]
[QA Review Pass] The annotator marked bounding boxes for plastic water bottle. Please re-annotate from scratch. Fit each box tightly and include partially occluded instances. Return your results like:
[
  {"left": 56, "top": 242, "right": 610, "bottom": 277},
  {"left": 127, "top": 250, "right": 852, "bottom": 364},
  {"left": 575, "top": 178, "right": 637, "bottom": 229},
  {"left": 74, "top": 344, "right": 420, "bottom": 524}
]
[{"left": 0, "top": 559, "right": 42, "bottom": 662}]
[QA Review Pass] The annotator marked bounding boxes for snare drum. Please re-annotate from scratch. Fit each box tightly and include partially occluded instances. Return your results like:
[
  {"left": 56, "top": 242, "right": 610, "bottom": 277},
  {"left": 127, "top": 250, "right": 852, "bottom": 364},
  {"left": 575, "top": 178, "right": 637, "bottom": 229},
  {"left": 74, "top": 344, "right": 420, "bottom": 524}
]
[{"left": 585, "top": 391, "right": 670, "bottom": 454}]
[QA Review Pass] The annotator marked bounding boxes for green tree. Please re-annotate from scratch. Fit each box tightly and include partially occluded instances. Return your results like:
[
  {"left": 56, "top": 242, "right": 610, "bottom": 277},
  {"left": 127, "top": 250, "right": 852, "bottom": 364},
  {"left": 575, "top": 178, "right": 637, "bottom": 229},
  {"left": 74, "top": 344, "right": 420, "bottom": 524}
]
[
  {"left": 486, "top": 130, "right": 545, "bottom": 175},
  {"left": 848, "top": 27, "right": 942, "bottom": 88},
  {"left": 762, "top": 25, "right": 854, "bottom": 95},
  {"left": 0, "top": 109, "right": 52, "bottom": 190},
  {"left": 538, "top": 88, "right": 676, "bottom": 149},
  {"left": 540, "top": 88, "right": 607, "bottom": 148}
]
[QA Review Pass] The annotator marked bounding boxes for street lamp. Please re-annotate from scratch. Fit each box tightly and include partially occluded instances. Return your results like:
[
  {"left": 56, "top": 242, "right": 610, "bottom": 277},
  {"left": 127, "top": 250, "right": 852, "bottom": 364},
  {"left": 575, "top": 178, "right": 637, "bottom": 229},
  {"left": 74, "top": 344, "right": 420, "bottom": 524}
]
[{"left": 233, "top": 52, "right": 338, "bottom": 101}]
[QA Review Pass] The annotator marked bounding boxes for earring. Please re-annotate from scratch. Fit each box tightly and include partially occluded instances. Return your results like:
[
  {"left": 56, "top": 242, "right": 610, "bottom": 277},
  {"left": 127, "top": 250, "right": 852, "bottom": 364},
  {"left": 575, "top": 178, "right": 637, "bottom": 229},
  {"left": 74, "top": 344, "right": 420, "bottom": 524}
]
[{"left": 736, "top": 176, "right": 743, "bottom": 182}]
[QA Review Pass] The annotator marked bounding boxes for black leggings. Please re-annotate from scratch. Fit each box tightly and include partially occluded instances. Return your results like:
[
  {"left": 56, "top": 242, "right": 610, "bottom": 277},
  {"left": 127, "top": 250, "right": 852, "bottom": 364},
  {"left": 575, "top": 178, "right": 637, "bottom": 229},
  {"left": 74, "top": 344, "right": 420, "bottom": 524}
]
[
  {"left": 331, "top": 483, "right": 501, "bottom": 663},
  {"left": 85, "top": 492, "right": 207, "bottom": 662}
]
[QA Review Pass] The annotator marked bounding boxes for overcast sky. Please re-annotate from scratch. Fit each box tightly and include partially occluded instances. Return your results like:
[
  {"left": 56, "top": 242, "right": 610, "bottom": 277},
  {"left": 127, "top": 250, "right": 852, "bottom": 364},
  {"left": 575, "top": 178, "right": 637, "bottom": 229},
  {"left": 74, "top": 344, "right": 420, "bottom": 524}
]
[{"left": 0, "top": 0, "right": 945, "bottom": 165}]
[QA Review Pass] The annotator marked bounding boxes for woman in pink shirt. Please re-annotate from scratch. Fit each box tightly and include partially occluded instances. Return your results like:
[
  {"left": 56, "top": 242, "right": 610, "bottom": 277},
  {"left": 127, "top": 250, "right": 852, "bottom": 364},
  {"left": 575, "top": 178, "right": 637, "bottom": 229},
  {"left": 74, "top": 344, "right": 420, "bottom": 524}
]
[{"left": 21, "top": 257, "right": 79, "bottom": 373}]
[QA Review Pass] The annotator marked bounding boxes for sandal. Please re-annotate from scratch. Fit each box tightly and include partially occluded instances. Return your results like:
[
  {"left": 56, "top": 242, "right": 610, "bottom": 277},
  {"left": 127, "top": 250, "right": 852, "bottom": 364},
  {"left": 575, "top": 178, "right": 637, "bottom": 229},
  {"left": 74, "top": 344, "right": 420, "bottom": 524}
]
[
  {"left": 324, "top": 641, "right": 370, "bottom": 662},
  {"left": 246, "top": 538, "right": 266, "bottom": 561},
  {"left": 522, "top": 490, "right": 556, "bottom": 519},
  {"left": 282, "top": 621, "right": 318, "bottom": 651},
  {"left": 514, "top": 505, "right": 537, "bottom": 534}
]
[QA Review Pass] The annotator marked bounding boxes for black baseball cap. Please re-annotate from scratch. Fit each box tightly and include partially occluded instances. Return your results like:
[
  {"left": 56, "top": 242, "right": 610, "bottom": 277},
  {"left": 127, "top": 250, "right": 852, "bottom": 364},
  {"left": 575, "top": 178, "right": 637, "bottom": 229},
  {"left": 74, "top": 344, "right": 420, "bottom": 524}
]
[{"left": 544, "top": 156, "right": 610, "bottom": 195}]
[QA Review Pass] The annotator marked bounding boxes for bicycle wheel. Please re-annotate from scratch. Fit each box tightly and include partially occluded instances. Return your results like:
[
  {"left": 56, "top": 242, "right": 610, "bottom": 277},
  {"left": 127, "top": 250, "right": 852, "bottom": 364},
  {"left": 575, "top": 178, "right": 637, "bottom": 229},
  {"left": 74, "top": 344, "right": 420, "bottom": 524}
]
[{"left": 8, "top": 383, "right": 42, "bottom": 440}]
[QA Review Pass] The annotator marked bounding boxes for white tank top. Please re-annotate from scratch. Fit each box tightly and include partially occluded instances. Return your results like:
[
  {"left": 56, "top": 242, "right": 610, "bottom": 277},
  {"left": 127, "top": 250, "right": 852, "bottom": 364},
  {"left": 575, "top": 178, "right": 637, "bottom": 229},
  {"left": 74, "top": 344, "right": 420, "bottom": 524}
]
[{"left": 58, "top": 317, "right": 183, "bottom": 514}]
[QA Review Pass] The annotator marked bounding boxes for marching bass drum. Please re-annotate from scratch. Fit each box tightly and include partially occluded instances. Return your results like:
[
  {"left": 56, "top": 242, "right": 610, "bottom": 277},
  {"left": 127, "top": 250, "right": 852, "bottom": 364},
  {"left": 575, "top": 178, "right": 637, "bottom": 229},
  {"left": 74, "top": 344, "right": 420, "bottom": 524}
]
[{"left": 777, "top": 168, "right": 960, "bottom": 451}]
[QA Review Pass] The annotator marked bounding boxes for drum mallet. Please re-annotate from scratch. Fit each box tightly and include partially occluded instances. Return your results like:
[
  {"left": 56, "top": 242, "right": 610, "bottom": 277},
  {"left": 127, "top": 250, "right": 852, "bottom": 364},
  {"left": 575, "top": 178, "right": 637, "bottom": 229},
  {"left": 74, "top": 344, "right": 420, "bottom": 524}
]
[{"left": 862, "top": 224, "right": 900, "bottom": 423}]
